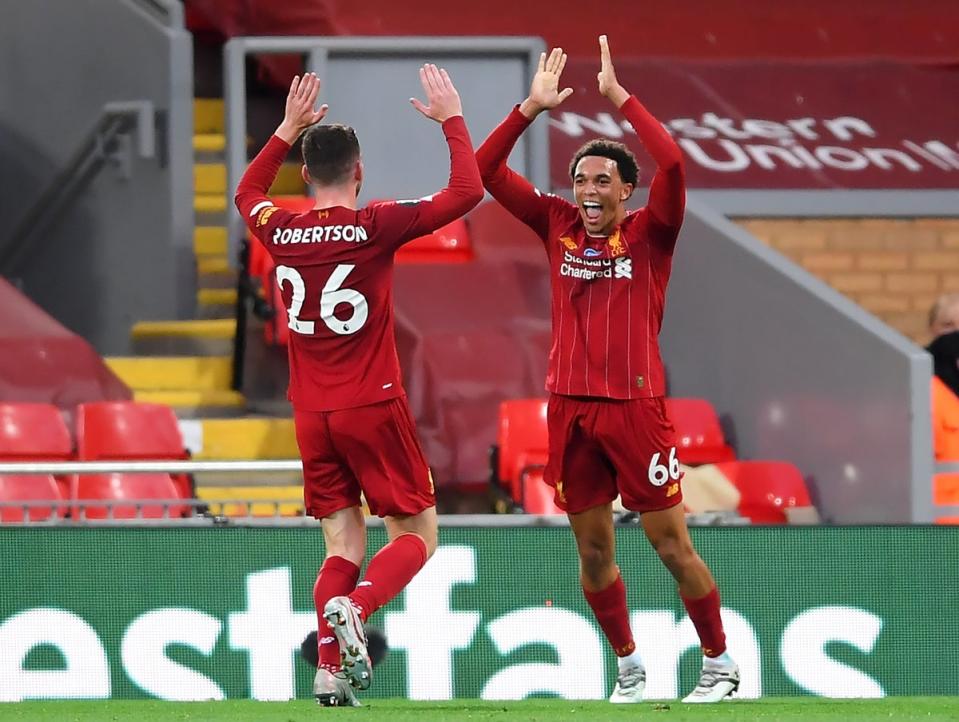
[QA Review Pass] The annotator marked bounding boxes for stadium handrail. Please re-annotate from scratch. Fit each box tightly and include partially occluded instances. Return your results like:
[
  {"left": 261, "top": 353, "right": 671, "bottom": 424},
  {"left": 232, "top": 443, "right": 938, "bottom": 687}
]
[
  {"left": 0, "top": 101, "right": 158, "bottom": 274},
  {"left": 222, "top": 35, "right": 547, "bottom": 266},
  {"left": 0, "top": 460, "right": 300, "bottom": 475}
]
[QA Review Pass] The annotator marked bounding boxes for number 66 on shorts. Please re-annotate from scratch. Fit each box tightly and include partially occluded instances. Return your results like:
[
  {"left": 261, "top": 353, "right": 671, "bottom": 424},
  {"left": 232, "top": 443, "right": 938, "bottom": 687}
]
[
  {"left": 647, "top": 447, "right": 681, "bottom": 487},
  {"left": 544, "top": 395, "right": 685, "bottom": 514}
]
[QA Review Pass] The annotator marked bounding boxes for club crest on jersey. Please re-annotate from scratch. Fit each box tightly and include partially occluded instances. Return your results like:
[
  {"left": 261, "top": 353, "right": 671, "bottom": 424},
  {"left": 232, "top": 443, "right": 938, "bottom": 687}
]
[
  {"left": 255, "top": 206, "right": 279, "bottom": 228},
  {"left": 607, "top": 230, "right": 627, "bottom": 258},
  {"left": 559, "top": 236, "right": 578, "bottom": 251}
]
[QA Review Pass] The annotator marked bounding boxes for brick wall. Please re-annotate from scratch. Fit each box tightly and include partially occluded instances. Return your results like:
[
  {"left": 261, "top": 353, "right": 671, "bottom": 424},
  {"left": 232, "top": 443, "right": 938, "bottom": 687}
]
[{"left": 735, "top": 219, "right": 959, "bottom": 344}]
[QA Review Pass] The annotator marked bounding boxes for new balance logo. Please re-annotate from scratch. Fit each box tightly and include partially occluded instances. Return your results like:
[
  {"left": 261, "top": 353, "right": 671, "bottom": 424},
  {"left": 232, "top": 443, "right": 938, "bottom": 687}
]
[
  {"left": 614, "top": 257, "right": 632, "bottom": 279},
  {"left": 357, "top": 581, "right": 373, "bottom": 587},
  {"left": 319, "top": 636, "right": 336, "bottom": 645}
]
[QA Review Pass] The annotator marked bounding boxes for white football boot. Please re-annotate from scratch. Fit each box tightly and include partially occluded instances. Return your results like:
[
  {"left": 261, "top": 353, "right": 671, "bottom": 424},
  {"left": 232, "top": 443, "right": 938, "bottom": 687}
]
[
  {"left": 682, "top": 656, "right": 740, "bottom": 703},
  {"left": 313, "top": 667, "right": 360, "bottom": 707},
  {"left": 609, "top": 661, "right": 646, "bottom": 703},
  {"left": 323, "top": 596, "right": 373, "bottom": 690}
]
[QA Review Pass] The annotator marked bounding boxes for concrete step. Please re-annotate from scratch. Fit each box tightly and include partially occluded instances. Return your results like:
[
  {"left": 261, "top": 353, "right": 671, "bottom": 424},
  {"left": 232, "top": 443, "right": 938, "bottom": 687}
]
[
  {"left": 133, "top": 389, "right": 246, "bottom": 417},
  {"left": 194, "top": 98, "right": 223, "bottom": 134},
  {"left": 197, "top": 268, "right": 238, "bottom": 291},
  {"left": 194, "top": 133, "right": 225, "bottom": 153},
  {"left": 195, "top": 288, "right": 238, "bottom": 322},
  {"left": 194, "top": 226, "right": 228, "bottom": 257},
  {"left": 197, "top": 256, "right": 232, "bottom": 275},
  {"left": 184, "top": 417, "right": 298, "bottom": 460},
  {"left": 197, "top": 287, "right": 237, "bottom": 307},
  {"left": 106, "top": 355, "right": 233, "bottom": 391},
  {"left": 130, "top": 319, "right": 235, "bottom": 356},
  {"left": 195, "top": 161, "right": 304, "bottom": 196},
  {"left": 195, "top": 193, "right": 227, "bottom": 214},
  {"left": 132, "top": 318, "right": 236, "bottom": 341}
]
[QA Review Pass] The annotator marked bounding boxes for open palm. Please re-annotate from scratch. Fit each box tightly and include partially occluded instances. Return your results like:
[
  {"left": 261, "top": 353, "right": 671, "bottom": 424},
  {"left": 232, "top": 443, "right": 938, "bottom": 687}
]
[
  {"left": 528, "top": 47, "right": 573, "bottom": 110},
  {"left": 283, "top": 73, "right": 328, "bottom": 131}
]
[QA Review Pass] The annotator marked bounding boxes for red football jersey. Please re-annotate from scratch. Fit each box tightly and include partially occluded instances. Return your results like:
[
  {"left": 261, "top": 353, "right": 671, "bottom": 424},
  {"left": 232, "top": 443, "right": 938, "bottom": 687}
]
[
  {"left": 236, "top": 117, "right": 482, "bottom": 411},
  {"left": 477, "top": 97, "right": 685, "bottom": 399}
]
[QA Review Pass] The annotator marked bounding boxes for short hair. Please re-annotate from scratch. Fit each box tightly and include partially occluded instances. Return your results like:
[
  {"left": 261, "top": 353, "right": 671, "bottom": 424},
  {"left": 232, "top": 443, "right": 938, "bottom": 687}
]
[
  {"left": 929, "top": 292, "right": 959, "bottom": 329},
  {"left": 301, "top": 123, "right": 360, "bottom": 186},
  {"left": 569, "top": 139, "right": 639, "bottom": 186}
]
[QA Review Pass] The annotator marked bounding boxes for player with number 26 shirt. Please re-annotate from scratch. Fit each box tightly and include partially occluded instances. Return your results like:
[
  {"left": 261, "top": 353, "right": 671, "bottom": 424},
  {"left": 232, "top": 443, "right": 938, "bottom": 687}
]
[{"left": 235, "top": 69, "right": 482, "bottom": 705}]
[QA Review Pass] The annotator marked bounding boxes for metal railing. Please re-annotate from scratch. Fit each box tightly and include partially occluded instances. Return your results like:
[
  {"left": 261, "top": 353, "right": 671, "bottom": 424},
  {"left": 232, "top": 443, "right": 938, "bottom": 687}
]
[
  {"left": 222, "top": 36, "right": 547, "bottom": 264},
  {"left": 0, "top": 101, "right": 159, "bottom": 274},
  {"left": 0, "top": 458, "right": 306, "bottom": 525},
  {"left": 0, "top": 460, "right": 300, "bottom": 475}
]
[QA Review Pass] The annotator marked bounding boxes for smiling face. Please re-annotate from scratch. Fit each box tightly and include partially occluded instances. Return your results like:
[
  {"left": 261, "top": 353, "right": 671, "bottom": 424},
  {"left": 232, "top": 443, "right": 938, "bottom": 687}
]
[{"left": 572, "top": 155, "right": 634, "bottom": 236}]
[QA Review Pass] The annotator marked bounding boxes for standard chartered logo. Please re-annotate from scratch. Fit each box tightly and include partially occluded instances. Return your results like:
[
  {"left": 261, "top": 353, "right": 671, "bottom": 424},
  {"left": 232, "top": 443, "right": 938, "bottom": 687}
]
[{"left": 0, "top": 549, "right": 887, "bottom": 701}]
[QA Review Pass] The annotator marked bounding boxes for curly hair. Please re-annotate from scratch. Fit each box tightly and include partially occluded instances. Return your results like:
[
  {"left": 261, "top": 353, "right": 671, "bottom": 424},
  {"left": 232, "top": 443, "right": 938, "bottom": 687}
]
[{"left": 568, "top": 139, "right": 639, "bottom": 186}]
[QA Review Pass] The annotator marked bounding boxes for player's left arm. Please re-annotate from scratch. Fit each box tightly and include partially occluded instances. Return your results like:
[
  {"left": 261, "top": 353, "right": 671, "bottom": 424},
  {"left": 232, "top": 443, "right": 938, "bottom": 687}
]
[
  {"left": 598, "top": 35, "right": 685, "bottom": 239},
  {"left": 374, "top": 65, "right": 484, "bottom": 247},
  {"left": 234, "top": 73, "right": 329, "bottom": 236}
]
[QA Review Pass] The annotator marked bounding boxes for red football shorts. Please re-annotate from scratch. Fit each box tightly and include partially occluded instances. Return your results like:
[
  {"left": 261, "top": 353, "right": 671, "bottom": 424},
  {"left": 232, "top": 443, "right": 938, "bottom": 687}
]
[
  {"left": 544, "top": 394, "right": 684, "bottom": 514},
  {"left": 293, "top": 396, "right": 435, "bottom": 519}
]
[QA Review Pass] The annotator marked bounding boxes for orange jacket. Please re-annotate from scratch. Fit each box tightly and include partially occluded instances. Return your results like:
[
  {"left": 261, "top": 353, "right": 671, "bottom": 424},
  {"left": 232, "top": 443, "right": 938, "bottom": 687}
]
[
  {"left": 932, "top": 376, "right": 959, "bottom": 512},
  {"left": 932, "top": 376, "right": 959, "bottom": 462}
]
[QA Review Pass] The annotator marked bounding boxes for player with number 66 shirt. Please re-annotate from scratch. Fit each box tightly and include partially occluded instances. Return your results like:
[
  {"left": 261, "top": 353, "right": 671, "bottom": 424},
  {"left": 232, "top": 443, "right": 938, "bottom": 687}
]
[
  {"left": 476, "top": 37, "right": 740, "bottom": 704},
  {"left": 235, "top": 68, "right": 482, "bottom": 705}
]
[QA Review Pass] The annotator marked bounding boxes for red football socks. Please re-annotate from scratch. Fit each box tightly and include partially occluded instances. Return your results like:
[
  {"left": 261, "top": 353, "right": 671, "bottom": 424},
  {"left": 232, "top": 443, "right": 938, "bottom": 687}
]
[
  {"left": 314, "top": 556, "right": 361, "bottom": 672},
  {"left": 682, "top": 586, "right": 727, "bottom": 657},
  {"left": 583, "top": 574, "right": 636, "bottom": 657},
  {"left": 350, "top": 533, "right": 428, "bottom": 622}
]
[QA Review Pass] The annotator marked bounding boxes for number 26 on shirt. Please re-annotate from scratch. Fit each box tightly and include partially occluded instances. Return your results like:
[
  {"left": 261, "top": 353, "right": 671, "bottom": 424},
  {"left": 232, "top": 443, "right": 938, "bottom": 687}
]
[{"left": 275, "top": 264, "right": 369, "bottom": 336}]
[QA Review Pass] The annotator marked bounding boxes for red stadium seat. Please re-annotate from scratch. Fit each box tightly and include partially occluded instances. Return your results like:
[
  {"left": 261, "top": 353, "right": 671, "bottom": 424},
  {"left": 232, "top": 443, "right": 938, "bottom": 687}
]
[
  {"left": 0, "top": 474, "right": 64, "bottom": 522},
  {"left": 0, "top": 403, "right": 75, "bottom": 498},
  {"left": 520, "top": 468, "right": 563, "bottom": 515},
  {"left": 666, "top": 398, "right": 737, "bottom": 465},
  {"left": 76, "top": 401, "right": 192, "bottom": 499},
  {"left": 711, "top": 460, "right": 812, "bottom": 524},
  {"left": 396, "top": 218, "right": 474, "bottom": 264},
  {"left": 495, "top": 398, "right": 549, "bottom": 504},
  {"left": 76, "top": 473, "right": 184, "bottom": 519}
]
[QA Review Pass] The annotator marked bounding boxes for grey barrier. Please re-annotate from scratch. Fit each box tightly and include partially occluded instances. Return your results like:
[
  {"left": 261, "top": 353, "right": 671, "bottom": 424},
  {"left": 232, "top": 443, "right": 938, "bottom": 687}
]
[{"left": 223, "top": 36, "right": 547, "bottom": 264}]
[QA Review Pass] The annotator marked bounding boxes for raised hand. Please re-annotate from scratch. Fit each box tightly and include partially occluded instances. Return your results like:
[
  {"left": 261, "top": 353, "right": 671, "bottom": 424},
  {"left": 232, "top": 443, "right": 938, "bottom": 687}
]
[
  {"left": 410, "top": 64, "right": 463, "bottom": 123},
  {"left": 597, "top": 35, "right": 629, "bottom": 107},
  {"left": 520, "top": 47, "right": 574, "bottom": 119},
  {"left": 277, "top": 73, "right": 329, "bottom": 143}
]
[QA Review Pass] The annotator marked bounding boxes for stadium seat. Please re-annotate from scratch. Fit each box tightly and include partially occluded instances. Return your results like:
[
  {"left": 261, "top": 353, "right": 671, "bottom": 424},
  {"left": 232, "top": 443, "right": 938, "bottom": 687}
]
[
  {"left": 666, "top": 398, "right": 737, "bottom": 465},
  {"left": 0, "top": 474, "right": 64, "bottom": 522},
  {"left": 76, "top": 401, "right": 192, "bottom": 499},
  {"left": 711, "top": 460, "right": 813, "bottom": 524},
  {"left": 494, "top": 398, "right": 549, "bottom": 505},
  {"left": 520, "top": 468, "right": 563, "bottom": 515},
  {"left": 75, "top": 472, "right": 184, "bottom": 519},
  {"left": 0, "top": 403, "right": 75, "bottom": 498},
  {"left": 395, "top": 218, "right": 474, "bottom": 264}
]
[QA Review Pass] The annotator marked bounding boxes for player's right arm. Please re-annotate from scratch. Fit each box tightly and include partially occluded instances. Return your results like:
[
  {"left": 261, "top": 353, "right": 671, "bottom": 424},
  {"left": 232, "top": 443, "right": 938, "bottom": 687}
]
[
  {"left": 234, "top": 73, "right": 328, "bottom": 238},
  {"left": 475, "top": 48, "right": 574, "bottom": 239}
]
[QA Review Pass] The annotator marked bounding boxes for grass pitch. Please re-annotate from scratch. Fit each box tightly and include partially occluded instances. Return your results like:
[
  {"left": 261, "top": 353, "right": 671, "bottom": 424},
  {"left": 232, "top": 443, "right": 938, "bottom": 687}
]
[{"left": 0, "top": 698, "right": 956, "bottom": 721}]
